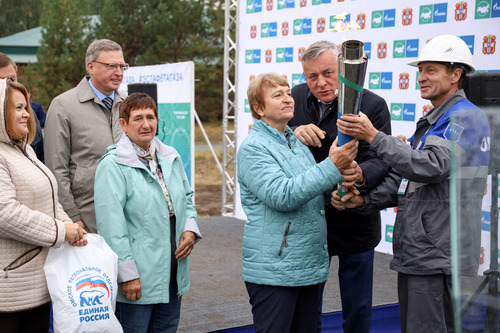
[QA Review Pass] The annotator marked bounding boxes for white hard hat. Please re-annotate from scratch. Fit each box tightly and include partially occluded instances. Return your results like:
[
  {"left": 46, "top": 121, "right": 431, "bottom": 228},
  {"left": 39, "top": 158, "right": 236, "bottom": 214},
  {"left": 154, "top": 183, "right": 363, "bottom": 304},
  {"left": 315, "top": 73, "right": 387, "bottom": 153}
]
[{"left": 408, "top": 34, "right": 475, "bottom": 73}]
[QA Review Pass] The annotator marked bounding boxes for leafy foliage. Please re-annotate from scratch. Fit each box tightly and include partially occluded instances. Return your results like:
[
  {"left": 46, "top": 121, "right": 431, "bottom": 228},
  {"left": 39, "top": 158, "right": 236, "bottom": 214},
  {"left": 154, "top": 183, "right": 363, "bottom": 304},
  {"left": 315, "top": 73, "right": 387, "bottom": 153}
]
[
  {"left": 25, "top": 0, "right": 96, "bottom": 108},
  {"left": 0, "top": 0, "right": 42, "bottom": 37},
  {"left": 97, "top": 0, "right": 225, "bottom": 121},
  {"left": 18, "top": 0, "right": 224, "bottom": 120}
]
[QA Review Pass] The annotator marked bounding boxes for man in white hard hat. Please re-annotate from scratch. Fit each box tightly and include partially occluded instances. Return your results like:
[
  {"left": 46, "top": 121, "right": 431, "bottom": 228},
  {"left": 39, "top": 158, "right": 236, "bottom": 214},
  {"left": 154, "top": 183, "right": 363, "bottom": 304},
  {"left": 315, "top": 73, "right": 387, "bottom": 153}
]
[{"left": 331, "top": 34, "right": 491, "bottom": 332}]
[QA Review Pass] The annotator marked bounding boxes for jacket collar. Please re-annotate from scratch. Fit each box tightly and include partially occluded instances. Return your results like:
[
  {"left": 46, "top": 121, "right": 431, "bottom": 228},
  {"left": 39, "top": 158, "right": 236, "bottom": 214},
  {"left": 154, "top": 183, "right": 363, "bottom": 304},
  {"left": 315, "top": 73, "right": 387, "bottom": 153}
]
[
  {"left": 252, "top": 119, "right": 296, "bottom": 146},
  {"left": 109, "top": 134, "right": 178, "bottom": 168},
  {"left": 425, "top": 89, "right": 466, "bottom": 125},
  {"left": 77, "top": 76, "right": 126, "bottom": 108}
]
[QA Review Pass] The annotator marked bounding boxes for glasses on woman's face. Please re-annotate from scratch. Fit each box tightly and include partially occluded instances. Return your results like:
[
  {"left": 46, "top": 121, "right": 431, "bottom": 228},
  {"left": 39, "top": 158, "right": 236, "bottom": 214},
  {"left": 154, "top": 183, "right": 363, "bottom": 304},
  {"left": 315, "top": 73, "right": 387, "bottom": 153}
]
[{"left": 92, "top": 61, "right": 129, "bottom": 71}]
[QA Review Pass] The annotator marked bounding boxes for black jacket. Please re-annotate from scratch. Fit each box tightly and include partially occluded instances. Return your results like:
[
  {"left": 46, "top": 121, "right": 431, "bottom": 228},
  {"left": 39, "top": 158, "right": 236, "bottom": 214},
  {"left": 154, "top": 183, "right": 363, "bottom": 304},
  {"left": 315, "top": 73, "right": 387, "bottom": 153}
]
[{"left": 289, "top": 83, "right": 391, "bottom": 255}]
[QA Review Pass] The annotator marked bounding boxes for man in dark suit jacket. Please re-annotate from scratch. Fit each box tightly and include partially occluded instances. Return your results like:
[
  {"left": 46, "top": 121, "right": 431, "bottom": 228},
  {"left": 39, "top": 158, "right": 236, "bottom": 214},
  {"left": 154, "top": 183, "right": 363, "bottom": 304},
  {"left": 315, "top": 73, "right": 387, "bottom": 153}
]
[{"left": 289, "top": 40, "right": 391, "bottom": 333}]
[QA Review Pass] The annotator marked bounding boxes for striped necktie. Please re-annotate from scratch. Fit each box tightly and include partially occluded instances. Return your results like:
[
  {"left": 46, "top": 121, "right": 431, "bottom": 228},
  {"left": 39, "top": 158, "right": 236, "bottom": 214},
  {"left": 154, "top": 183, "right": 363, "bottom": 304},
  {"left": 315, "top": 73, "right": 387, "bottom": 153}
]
[{"left": 102, "top": 97, "right": 113, "bottom": 111}]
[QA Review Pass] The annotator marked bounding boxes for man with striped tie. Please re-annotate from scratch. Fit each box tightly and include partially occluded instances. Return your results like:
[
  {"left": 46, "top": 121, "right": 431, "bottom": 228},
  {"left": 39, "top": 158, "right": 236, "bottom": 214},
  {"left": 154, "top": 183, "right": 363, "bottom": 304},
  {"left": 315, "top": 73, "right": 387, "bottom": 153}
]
[{"left": 45, "top": 39, "right": 128, "bottom": 233}]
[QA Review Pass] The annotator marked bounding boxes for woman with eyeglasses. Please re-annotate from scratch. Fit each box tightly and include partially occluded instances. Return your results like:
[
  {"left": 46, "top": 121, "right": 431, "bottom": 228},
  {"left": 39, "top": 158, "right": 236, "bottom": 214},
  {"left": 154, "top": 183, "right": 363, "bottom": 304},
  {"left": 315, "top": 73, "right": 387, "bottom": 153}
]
[
  {"left": 0, "top": 78, "right": 87, "bottom": 333},
  {"left": 94, "top": 93, "right": 201, "bottom": 333}
]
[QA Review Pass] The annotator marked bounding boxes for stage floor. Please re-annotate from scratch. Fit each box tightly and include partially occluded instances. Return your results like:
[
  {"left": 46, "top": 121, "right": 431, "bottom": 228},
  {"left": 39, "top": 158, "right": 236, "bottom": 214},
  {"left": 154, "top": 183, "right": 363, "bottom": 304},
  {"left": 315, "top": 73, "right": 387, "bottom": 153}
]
[{"left": 178, "top": 216, "right": 398, "bottom": 332}]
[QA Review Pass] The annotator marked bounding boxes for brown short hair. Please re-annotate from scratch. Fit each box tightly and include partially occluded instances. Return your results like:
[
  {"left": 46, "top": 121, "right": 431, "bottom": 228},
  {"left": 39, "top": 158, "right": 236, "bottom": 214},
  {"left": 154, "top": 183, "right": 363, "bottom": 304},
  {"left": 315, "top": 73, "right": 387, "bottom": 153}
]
[
  {"left": 0, "top": 53, "right": 17, "bottom": 72},
  {"left": 119, "top": 92, "right": 158, "bottom": 123},
  {"left": 247, "top": 73, "right": 289, "bottom": 119},
  {"left": 6, "top": 80, "right": 36, "bottom": 144}
]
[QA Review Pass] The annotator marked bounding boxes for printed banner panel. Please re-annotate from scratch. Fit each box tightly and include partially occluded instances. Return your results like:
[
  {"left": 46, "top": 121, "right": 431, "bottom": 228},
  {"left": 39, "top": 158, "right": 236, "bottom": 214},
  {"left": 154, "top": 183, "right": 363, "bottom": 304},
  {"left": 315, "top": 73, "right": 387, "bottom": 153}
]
[
  {"left": 119, "top": 62, "right": 195, "bottom": 183},
  {"left": 235, "top": 0, "right": 500, "bottom": 268}
]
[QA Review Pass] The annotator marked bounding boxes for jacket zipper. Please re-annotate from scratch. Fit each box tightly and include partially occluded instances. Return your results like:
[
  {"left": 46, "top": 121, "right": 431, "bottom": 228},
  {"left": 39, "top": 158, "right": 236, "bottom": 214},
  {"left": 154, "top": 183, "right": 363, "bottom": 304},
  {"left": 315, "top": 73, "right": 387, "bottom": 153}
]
[
  {"left": 3, "top": 144, "right": 59, "bottom": 277},
  {"left": 278, "top": 222, "right": 291, "bottom": 257},
  {"left": 4, "top": 246, "right": 43, "bottom": 278}
]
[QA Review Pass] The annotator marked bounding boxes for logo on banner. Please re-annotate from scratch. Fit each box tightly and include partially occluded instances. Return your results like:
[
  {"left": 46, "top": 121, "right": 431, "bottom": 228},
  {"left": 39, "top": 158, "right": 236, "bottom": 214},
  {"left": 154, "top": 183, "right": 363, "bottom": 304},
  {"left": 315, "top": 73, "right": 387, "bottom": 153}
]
[
  {"left": 276, "top": 48, "right": 285, "bottom": 62},
  {"left": 483, "top": 35, "right": 496, "bottom": 54},
  {"left": 282, "top": 21, "right": 289, "bottom": 36},
  {"left": 245, "top": 99, "right": 251, "bottom": 113},
  {"left": 285, "top": 47, "right": 294, "bottom": 62},
  {"left": 455, "top": 2, "right": 468, "bottom": 21},
  {"left": 250, "top": 25, "right": 257, "bottom": 38},
  {"left": 267, "top": 0, "right": 273, "bottom": 10},
  {"left": 402, "top": 8, "right": 413, "bottom": 25},
  {"left": 261, "top": 22, "right": 277, "bottom": 38},
  {"left": 393, "top": 39, "right": 419, "bottom": 58},
  {"left": 399, "top": 72, "right": 410, "bottom": 89},
  {"left": 368, "top": 73, "right": 381, "bottom": 89},
  {"left": 403, "top": 104, "right": 416, "bottom": 121},
  {"left": 245, "top": 49, "right": 261, "bottom": 63},
  {"left": 292, "top": 73, "right": 306, "bottom": 87},
  {"left": 364, "top": 42, "right": 372, "bottom": 59},
  {"left": 67, "top": 268, "right": 115, "bottom": 323},
  {"left": 371, "top": 9, "right": 396, "bottom": 28},
  {"left": 276, "top": 47, "right": 293, "bottom": 62},
  {"left": 356, "top": 13, "right": 366, "bottom": 29},
  {"left": 391, "top": 104, "right": 403, "bottom": 120},
  {"left": 391, "top": 103, "right": 416, "bottom": 121},
  {"left": 420, "top": 3, "right": 448, "bottom": 24},
  {"left": 249, "top": 75, "right": 256, "bottom": 82},
  {"left": 475, "top": 0, "right": 495, "bottom": 19},
  {"left": 397, "top": 135, "right": 407, "bottom": 143},
  {"left": 300, "top": 0, "right": 307, "bottom": 7},
  {"left": 298, "top": 47, "right": 306, "bottom": 62},
  {"left": 377, "top": 42, "right": 388, "bottom": 59},
  {"left": 278, "top": 0, "right": 295, "bottom": 10},
  {"left": 265, "top": 49, "right": 272, "bottom": 63},
  {"left": 317, "top": 17, "right": 326, "bottom": 32},
  {"left": 381, "top": 72, "right": 392, "bottom": 89},
  {"left": 312, "top": 0, "right": 332, "bottom": 4},
  {"left": 423, "top": 104, "right": 434, "bottom": 116},
  {"left": 368, "top": 72, "right": 392, "bottom": 89},
  {"left": 385, "top": 224, "right": 393, "bottom": 243},
  {"left": 460, "top": 35, "right": 475, "bottom": 54},
  {"left": 246, "top": 0, "right": 262, "bottom": 14},
  {"left": 294, "top": 18, "right": 312, "bottom": 35}
]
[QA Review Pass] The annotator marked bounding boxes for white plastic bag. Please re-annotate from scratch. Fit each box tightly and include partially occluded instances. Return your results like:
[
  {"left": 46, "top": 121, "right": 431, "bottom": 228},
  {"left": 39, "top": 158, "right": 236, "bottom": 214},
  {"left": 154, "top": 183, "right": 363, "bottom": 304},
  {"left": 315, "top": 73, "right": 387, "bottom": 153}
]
[{"left": 44, "top": 233, "right": 123, "bottom": 333}]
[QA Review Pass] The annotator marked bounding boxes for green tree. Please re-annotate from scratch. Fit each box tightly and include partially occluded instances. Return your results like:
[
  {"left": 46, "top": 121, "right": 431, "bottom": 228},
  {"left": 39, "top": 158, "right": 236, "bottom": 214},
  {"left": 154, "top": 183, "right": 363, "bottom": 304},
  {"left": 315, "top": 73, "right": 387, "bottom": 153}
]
[
  {"left": 98, "top": 0, "right": 225, "bottom": 121},
  {"left": 0, "top": 0, "right": 42, "bottom": 37},
  {"left": 25, "top": 0, "right": 96, "bottom": 108}
]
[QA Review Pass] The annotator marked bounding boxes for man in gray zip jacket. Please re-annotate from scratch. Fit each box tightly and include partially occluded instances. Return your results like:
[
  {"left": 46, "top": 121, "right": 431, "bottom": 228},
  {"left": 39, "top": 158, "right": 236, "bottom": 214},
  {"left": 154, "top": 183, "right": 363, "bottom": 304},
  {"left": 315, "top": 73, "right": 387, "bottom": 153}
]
[
  {"left": 45, "top": 39, "right": 127, "bottom": 233},
  {"left": 333, "top": 35, "right": 490, "bottom": 333}
]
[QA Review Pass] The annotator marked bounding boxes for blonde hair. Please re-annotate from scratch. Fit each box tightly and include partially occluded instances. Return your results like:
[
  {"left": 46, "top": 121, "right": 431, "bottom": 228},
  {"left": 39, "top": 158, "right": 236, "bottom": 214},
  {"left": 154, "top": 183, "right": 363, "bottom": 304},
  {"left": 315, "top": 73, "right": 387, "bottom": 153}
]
[
  {"left": 247, "top": 73, "right": 289, "bottom": 119},
  {"left": 6, "top": 81, "right": 36, "bottom": 144}
]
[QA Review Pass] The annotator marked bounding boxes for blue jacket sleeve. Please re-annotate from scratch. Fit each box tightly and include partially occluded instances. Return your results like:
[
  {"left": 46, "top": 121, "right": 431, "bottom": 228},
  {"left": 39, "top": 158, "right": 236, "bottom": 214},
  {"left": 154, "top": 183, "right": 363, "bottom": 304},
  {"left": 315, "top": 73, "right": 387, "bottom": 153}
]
[{"left": 238, "top": 142, "right": 342, "bottom": 212}]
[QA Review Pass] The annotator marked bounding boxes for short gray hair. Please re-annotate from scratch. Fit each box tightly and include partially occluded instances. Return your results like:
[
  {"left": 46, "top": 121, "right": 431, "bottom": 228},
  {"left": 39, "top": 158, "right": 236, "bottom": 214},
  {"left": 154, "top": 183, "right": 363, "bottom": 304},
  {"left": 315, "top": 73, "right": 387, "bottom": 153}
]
[
  {"left": 85, "top": 39, "right": 122, "bottom": 64},
  {"left": 301, "top": 40, "right": 339, "bottom": 64}
]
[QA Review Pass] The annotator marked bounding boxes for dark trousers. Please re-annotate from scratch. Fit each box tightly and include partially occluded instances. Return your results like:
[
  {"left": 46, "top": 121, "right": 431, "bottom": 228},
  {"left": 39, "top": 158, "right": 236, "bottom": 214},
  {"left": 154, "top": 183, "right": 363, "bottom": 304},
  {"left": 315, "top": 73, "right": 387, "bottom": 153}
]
[
  {"left": 398, "top": 273, "right": 453, "bottom": 333},
  {"left": 318, "top": 250, "right": 374, "bottom": 333},
  {"left": 0, "top": 302, "right": 51, "bottom": 333},
  {"left": 246, "top": 281, "right": 323, "bottom": 333}
]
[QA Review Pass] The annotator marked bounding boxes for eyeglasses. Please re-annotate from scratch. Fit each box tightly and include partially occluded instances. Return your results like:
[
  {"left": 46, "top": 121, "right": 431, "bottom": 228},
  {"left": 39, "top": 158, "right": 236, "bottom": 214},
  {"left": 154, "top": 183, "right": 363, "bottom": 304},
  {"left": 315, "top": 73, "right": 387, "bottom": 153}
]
[{"left": 92, "top": 61, "right": 129, "bottom": 71}]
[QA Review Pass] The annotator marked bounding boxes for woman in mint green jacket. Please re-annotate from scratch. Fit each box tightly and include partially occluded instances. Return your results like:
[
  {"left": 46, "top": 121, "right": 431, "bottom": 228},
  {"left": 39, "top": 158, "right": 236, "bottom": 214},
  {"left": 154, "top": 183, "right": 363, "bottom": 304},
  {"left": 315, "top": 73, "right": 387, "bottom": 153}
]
[
  {"left": 238, "top": 74, "right": 358, "bottom": 332},
  {"left": 94, "top": 93, "right": 201, "bottom": 333}
]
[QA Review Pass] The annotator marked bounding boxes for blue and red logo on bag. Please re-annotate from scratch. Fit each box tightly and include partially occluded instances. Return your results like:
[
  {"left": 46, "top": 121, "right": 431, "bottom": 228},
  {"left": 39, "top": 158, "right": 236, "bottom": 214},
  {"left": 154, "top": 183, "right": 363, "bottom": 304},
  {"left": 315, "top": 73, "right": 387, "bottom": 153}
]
[{"left": 67, "top": 266, "right": 115, "bottom": 323}]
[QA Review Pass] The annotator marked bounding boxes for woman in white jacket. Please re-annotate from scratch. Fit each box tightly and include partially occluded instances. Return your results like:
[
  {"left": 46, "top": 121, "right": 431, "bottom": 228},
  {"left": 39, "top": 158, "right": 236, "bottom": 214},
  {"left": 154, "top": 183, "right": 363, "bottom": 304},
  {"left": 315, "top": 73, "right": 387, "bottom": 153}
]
[{"left": 0, "top": 79, "right": 86, "bottom": 333}]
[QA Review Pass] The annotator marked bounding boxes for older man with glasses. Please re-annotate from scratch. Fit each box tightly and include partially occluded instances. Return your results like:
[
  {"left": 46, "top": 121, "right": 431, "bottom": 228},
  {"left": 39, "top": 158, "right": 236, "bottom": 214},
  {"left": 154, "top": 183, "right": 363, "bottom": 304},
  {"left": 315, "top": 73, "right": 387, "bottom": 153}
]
[{"left": 45, "top": 39, "right": 128, "bottom": 234}]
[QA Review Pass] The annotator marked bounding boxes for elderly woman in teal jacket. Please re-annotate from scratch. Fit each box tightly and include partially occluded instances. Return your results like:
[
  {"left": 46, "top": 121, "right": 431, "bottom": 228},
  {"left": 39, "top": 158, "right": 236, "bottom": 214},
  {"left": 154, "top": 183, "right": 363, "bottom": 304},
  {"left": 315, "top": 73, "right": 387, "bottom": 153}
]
[
  {"left": 237, "top": 73, "right": 358, "bottom": 333},
  {"left": 94, "top": 93, "right": 201, "bottom": 333}
]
